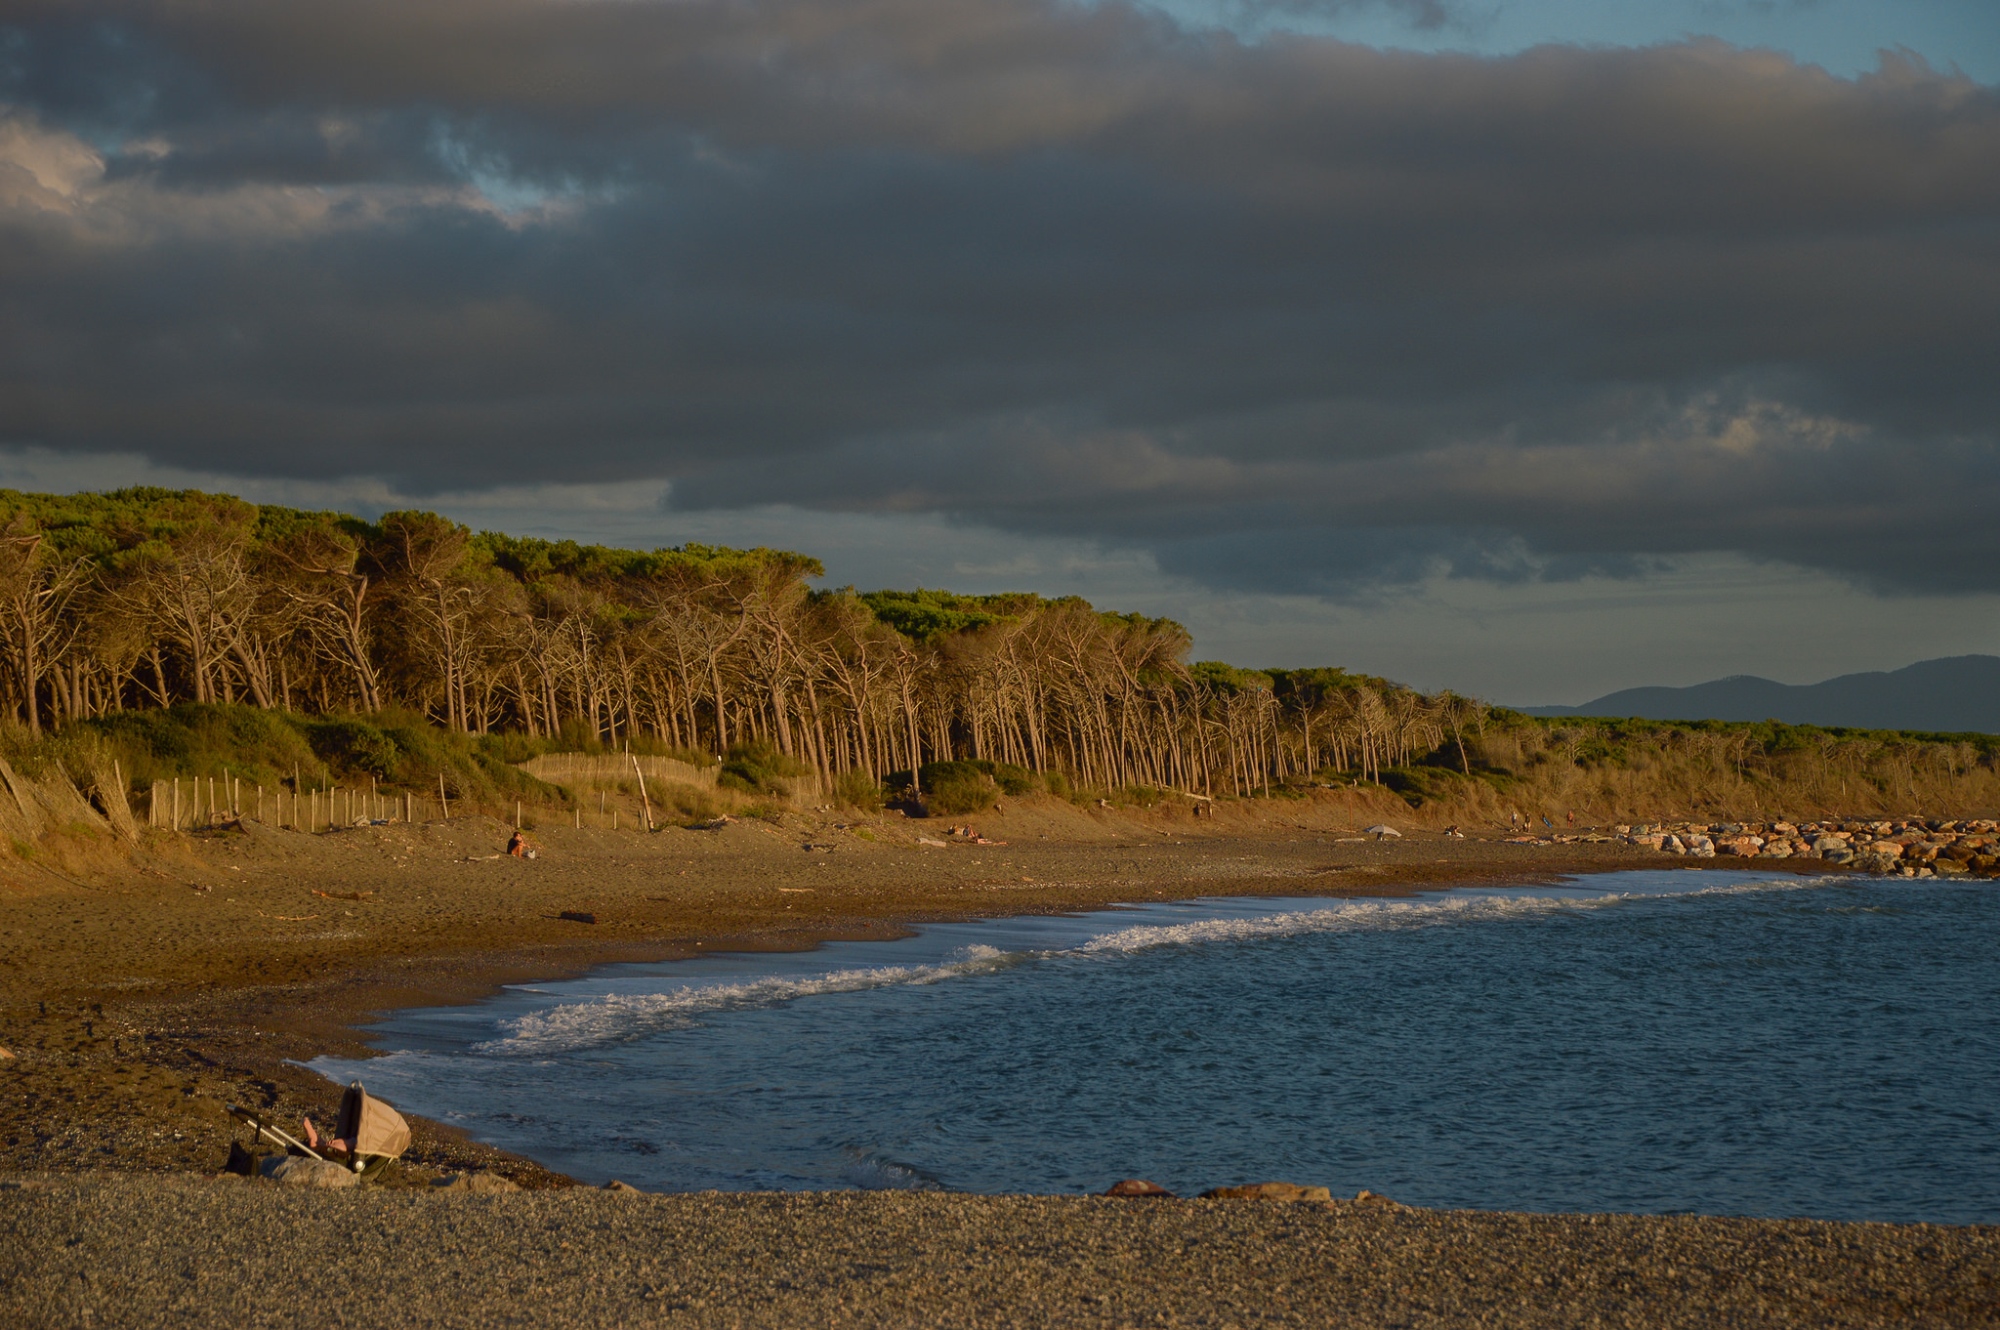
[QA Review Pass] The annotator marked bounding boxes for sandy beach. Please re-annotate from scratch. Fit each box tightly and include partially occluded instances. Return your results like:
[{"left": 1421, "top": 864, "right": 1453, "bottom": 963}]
[{"left": 2, "top": 796, "right": 1993, "bottom": 1326}]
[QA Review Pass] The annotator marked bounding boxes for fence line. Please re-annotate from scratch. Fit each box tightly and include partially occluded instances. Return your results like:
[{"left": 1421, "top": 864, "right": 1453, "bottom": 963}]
[
  {"left": 146, "top": 778, "right": 439, "bottom": 832},
  {"left": 141, "top": 751, "right": 835, "bottom": 834},
  {"left": 516, "top": 754, "right": 720, "bottom": 788}
]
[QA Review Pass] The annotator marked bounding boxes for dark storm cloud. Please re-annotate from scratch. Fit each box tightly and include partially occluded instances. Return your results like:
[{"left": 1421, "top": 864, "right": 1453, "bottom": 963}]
[{"left": 1, "top": 0, "right": 1996, "bottom": 595}]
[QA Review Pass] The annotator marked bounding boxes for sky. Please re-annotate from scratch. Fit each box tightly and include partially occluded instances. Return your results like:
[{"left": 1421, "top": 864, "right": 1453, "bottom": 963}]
[{"left": 1, "top": 0, "right": 1996, "bottom": 704}]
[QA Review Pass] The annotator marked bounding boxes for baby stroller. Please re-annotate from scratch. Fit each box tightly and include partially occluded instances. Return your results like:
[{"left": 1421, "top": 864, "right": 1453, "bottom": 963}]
[{"left": 229, "top": 1081, "right": 412, "bottom": 1180}]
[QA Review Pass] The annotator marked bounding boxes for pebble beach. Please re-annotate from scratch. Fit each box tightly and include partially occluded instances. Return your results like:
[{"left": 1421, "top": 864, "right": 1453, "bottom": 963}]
[
  {"left": 3, "top": 796, "right": 1996, "bottom": 1325},
  {"left": 6, "top": 1175, "right": 1998, "bottom": 1328}
]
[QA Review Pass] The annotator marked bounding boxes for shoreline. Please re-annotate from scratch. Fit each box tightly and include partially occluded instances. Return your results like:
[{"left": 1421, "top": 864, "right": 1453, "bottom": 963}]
[
  {"left": 0, "top": 793, "right": 1848, "bottom": 1189},
  {"left": 6, "top": 799, "right": 1997, "bottom": 1326}
]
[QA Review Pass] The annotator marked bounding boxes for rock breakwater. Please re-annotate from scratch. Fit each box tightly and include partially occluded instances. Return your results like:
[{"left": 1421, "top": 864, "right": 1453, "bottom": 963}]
[{"left": 1614, "top": 818, "right": 2000, "bottom": 878}]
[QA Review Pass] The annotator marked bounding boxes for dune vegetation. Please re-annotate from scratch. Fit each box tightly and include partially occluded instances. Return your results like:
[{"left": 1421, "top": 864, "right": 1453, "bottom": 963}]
[{"left": 0, "top": 487, "right": 1993, "bottom": 833}]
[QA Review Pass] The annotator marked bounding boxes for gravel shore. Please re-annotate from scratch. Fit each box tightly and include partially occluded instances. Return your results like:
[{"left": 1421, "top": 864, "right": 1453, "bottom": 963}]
[
  {"left": 4, "top": 799, "right": 1963, "bottom": 1327},
  {"left": 5, "top": 1175, "right": 1996, "bottom": 1328}
]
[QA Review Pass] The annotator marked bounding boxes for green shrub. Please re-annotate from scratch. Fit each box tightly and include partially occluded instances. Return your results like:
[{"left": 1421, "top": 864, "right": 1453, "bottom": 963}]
[
  {"left": 717, "top": 742, "right": 810, "bottom": 796},
  {"left": 1379, "top": 765, "right": 1478, "bottom": 808},
  {"left": 656, "top": 784, "right": 722, "bottom": 824},
  {"left": 80, "top": 701, "right": 566, "bottom": 811},
  {"left": 914, "top": 761, "right": 997, "bottom": 816},
  {"left": 300, "top": 717, "right": 399, "bottom": 777},
  {"left": 82, "top": 702, "right": 319, "bottom": 789},
  {"left": 835, "top": 768, "right": 884, "bottom": 810},
  {"left": 987, "top": 762, "right": 1038, "bottom": 796},
  {"left": 884, "top": 758, "right": 1033, "bottom": 803}
]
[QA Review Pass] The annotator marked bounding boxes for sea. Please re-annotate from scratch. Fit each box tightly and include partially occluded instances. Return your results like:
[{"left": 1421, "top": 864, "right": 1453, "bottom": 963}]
[{"left": 310, "top": 869, "right": 2000, "bottom": 1223}]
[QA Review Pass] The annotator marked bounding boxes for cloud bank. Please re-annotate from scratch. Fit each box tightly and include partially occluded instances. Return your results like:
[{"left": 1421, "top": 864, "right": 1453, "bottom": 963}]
[{"left": 1, "top": 0, "right": 1995, "bottom": 598}]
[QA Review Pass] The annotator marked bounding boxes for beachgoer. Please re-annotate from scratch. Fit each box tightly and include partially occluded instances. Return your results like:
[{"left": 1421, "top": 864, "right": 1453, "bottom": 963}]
[
  {"left": 507, "top": 830, "right": 528, "bottom": 857},
  {"left": 301, "top": 1115, "right": 354, "bottom": 1158}
]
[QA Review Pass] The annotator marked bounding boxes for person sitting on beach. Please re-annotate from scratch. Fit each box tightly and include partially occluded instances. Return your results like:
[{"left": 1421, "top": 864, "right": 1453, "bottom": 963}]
[{"left": 507, "top": 830, "right": 528, "bottom": 857}]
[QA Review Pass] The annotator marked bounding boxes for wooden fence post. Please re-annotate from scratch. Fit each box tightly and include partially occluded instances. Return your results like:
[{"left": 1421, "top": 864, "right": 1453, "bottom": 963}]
[{"left": 632, "top": 754, "right": 654, "bottom": 832}]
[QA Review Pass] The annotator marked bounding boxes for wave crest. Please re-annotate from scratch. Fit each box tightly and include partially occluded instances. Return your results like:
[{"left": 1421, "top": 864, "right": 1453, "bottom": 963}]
[
  {"left": 481, "top": 944, "right": 1015, "bottom": 1055},
  {"left": 478, "top": 877, "right": 1831, "bottom": 1055}
]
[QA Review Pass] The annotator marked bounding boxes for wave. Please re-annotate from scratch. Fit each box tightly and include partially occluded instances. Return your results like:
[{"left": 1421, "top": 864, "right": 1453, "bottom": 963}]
[
  {"left": 1075, "top": 874, "right": 1836, "bottom": 955},
  {"left": 841, "top": 1149, "right": 946, "bottom": 1192},
  {"left": 478, "top": 874, "right": 1835, "bottom": 1056},
  {"left": 481, "top": 944, "right": 1019, "bottom": 1056},
  {"left": 1078, "top": 892, "right": 1574, "bottom": 955}
]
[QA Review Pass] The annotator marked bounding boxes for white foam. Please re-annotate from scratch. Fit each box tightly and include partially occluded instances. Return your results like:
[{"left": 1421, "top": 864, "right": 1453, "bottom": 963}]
[
  {"left": 841, "top": 1150, "right": 944, "bottom": 1192},
  {"left": 1076, "top": 892, "right": 1577, "bottom": 954},
  {"left": 477, "top": 876, "right": 1833, "bottom": 1056},
  {"left": 1075, "top": 875, "right": 1834, "bottom": 955},
  {"left": 482, "top": 945, "right": 1016, "bottom": 1055}
]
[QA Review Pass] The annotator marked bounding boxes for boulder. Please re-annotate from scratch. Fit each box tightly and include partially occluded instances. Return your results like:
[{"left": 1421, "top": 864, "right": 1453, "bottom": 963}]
[
  {"left": 1199, "top": 1182, "right": 1333, "bottom": 1202},
  {"left": 1103, "top": 1179, "right": 1176, "bottom": 1198},
  {"left": 1933, "top": 859, "right": 1969, "bottom": 876},
  {"left": 261, "top": 1156, "right": 358, "bottom": 1188},
  {"left": 603, "top": 1179, "right": 645, "bottom": 1195},
  {"left": 433, "top": 1172, "right": 521, "bottom": 1194}
]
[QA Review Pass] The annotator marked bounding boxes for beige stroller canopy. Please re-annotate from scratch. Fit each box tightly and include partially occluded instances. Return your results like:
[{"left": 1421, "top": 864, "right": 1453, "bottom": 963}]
[
  {"left": 336, "top": 1082, "right": 412, "bottom": 1163},
  {"left": 229, "top": 1081, "right": 410, "bottom": 1177}
]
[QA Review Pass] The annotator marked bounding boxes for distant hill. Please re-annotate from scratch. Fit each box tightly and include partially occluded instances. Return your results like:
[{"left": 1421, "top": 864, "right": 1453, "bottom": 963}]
[{"left": 1523, "top": 655, "right": 2000, "bottom": 734}]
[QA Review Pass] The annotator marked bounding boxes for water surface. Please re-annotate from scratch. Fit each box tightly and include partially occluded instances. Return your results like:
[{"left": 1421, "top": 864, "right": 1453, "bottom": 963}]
[{"left": 313, "top": 870, "right": 2000, "bottom": 1222}]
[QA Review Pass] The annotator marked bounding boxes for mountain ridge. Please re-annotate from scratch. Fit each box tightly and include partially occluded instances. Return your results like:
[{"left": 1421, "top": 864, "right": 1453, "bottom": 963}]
[{"left": 1521, "top": 655, "right": 2000, "bottom": 734}]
